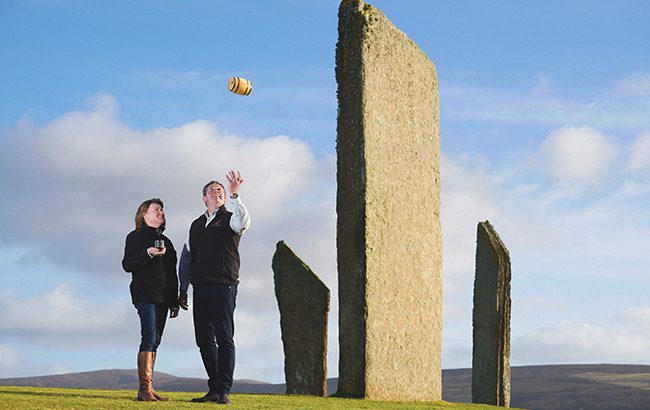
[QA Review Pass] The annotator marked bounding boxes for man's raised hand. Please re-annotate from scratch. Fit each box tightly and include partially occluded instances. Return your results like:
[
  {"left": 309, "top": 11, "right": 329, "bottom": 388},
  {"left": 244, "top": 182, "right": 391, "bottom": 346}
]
[{"left": 226, "top": 170, "right": 244, "bottom": 195}]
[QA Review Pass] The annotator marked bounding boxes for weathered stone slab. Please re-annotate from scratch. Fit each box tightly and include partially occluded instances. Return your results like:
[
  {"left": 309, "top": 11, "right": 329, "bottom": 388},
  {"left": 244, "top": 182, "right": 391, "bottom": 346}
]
[
  {"left": 336, "top": 0, "right": 442, "bottom": 401},
  {"left": 472, "top": 221, "right": 511, "bottom": 407},
  {"left": 272, "top": 241, "right": 330, "bottom": 397}
]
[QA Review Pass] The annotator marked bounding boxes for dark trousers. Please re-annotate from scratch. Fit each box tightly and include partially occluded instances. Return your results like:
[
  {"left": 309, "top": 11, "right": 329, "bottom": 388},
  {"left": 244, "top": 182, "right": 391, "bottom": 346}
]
[
  {"left": 193, "top": 283, "right": 238, "bottom": 394},
  {"left": 134, "top": 302, "right": 168, "bottom": 352}
]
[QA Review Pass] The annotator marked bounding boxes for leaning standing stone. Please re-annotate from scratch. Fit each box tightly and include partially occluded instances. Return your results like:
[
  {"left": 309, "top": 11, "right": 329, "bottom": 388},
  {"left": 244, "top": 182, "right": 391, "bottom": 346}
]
[
  {"left": 472, "top": 220, "right": 512, "bottom": 407},
  {"left": 272, "top": 241, "right": 330, "bottom": 397}
]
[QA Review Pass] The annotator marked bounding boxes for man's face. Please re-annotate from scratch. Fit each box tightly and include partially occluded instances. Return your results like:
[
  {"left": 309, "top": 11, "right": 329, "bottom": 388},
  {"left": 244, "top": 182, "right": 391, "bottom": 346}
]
[
  {"left": 204, "top": 183, "right": 226, "bottom": 209},
  {"left": 143, "top": 203, "right": 165, "bottom": 228}
]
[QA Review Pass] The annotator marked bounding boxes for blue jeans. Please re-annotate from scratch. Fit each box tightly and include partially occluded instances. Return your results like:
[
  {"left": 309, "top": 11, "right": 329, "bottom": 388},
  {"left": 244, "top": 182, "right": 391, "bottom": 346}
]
[
  {"left": 134, "top": 302, "right": 168, "bottom": 352},
  {"left": 193, "top": 284, "right": 238, "bottom": 394}
]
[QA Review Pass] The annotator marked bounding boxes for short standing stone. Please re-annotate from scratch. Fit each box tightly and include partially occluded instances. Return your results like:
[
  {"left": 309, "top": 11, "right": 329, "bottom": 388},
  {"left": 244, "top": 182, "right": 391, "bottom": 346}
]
[
  {"left": 272, "top": 241, "right": 330, "bottom": 396},
  {"left": 336, "top": 0, "right": 442, "bottom": 401},
  {"left": 472, "top": 221, "right": 511, "bottom": 407}
]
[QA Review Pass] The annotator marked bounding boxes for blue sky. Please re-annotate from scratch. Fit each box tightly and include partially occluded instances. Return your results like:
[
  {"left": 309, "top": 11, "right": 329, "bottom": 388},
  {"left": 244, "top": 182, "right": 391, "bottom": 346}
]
[{"left": 1, "top": 0, "right": 650, "bottom": 384}]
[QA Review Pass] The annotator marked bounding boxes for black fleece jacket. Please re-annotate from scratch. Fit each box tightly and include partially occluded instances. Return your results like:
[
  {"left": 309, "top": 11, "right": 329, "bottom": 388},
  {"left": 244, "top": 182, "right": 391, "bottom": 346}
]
[
  {"left": 122, "top": 224, "right": 178, "bottom": 306},
  {"left": 189, "top": 207, "right": 242, "bottom": 286}
]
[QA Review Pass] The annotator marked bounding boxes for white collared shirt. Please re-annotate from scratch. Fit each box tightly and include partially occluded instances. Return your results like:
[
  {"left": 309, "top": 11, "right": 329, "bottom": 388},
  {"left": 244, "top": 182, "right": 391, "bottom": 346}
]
[
  {"left": 184, "top": 195, "right": 251, "bottom": 251},
  {"left": 178, "top": 195, "right": 251, "bottom": 291}
]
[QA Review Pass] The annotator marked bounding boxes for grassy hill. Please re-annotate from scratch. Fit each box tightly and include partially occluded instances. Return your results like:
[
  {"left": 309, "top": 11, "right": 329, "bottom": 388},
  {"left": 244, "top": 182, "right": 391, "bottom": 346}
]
[
  {"left": 0, "top": 386, "right": 518, "bottom": 410},
  {"left": 2, "top": 364, "right": 650, "bottom": 409}
]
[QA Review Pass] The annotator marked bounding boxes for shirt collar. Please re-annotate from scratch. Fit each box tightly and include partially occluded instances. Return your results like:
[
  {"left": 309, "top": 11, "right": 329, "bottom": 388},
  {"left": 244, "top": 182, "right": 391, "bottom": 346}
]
[{"left": 205, "top": 205, "right": 225, "bottom": 219}]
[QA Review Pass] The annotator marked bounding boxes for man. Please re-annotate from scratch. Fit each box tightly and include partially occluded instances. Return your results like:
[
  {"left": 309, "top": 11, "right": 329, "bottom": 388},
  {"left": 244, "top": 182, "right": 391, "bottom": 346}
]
[{"left": 179, "top": 170, "right": 251, "bottom": 405}]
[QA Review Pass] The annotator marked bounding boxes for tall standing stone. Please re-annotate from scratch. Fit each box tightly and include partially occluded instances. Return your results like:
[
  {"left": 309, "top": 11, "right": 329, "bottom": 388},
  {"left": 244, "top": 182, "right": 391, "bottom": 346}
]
[
  {"left": 336, "top": 0, "right": 442, "bottom": 401},
  {"left": 472, "top": 221, "right": 511, "bottom": 407},
  {"left": 272, "top": 241, "right": 330, "bottom": 397}
]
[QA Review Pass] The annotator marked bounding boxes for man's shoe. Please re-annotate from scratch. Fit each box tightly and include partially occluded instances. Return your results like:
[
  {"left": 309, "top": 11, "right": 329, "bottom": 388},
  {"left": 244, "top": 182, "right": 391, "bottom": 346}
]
[
  {"left": 216, "top": 392, "right": 231, "bottom": 405},
  {"left": 190, "top": 392, "right": 220, "bottom": 402}
]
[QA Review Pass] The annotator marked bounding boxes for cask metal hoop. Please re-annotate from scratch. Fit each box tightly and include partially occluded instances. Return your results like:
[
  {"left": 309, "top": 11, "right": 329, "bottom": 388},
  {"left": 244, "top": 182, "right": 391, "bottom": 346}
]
[{"left": 228, "top": 77, "right": 252, "bottom": 96}]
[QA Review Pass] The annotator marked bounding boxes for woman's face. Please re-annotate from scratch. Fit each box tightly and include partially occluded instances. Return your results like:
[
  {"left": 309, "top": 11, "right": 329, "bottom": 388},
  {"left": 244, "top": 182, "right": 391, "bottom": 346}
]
[{"left": 143, "top": 203, "right": 165, "bottom": 228}]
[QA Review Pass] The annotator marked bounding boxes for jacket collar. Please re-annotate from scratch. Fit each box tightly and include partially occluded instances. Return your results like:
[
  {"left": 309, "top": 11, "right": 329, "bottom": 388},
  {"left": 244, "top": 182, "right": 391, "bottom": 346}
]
[
  {"left": 142, "top": 223, "right": 165, "bottom": 235},
  {"left": 205, "top": 205, "right": 226, "bottom": 219}
]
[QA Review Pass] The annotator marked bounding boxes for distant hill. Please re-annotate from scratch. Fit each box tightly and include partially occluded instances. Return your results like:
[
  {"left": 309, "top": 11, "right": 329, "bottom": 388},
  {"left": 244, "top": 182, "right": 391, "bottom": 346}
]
[
  {"left": 442, "top": 364, "right": 650, "bottom": 410},
  {"left": 0, "top": 369, "right": 282, "bottom": 395},
  {"left": 1, "top": 364, "right": 649, "bottom": 409}
]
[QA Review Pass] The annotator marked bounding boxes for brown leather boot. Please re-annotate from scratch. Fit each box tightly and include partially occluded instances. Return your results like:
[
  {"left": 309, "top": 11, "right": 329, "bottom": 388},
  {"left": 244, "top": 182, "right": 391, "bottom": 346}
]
[
  {"left": 150, "top": 352, "right": 170, "bottom": 401},
  {"left": 137, "top": 351, "right": 158, "bottom": 401}
]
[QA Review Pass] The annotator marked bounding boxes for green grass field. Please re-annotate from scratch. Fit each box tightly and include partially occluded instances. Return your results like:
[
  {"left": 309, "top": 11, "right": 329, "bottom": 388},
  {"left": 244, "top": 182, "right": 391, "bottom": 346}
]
[{"left": 0, "top": 386, "right": 522, "bottom": 409}]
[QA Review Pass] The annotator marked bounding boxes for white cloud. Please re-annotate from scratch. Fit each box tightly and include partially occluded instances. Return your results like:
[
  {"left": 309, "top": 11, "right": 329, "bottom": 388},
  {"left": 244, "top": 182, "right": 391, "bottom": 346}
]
[
  {"left": 440, "top": 145, "right": 650, "bottom": 368},
  {"left": 626, "top": 132, "right": 650, "bottom": 174},
  {"left": 0, "top": 93, "right": 323, "bottom": 279},
  {"left": 537, "top": 126, "right": 617, "bottom": 188},
  {"left": 513, "top": 306, "right": 650, "bottom": 365},
  {"left": 440, "top": 154, "right": 523, "bottom": 369},
  {"left": 0, "top": 94, "right": 336, "bottom": 381},
  {"left": 0, "top": 283, "right": 289, "bottom": 380},
  {"left": 441, "top": 154, "right": 500, "bottom": 281},
  {"left": 617, "top": 74, "right": 650, "bottom": 96},
  {"left": 0, "top": 286, "right": 133, "bottom": 344},
  {"left": 0, "top": 345, "right": 19, "bottom": 368},
  {"left": 0, "top": 346, "right": 57, "bottom": 378},
  {"left": 441, "top": 77, "right": 650, "bottom": 131},
  {"left": 531, "top": 73, "right": 552, "bottom": 97}
]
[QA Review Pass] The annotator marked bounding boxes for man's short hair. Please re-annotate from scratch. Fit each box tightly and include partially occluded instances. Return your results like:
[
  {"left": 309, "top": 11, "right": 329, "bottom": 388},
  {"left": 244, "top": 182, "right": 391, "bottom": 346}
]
[{"left": 203, "top": 180, "right": 226, "bottom": 196}]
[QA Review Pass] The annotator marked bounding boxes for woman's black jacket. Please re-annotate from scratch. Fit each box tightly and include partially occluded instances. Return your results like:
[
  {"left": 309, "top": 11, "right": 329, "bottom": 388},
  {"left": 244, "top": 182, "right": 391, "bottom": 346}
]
[{"left": 122, "top": 224, "right": 179, "bottom": 307}]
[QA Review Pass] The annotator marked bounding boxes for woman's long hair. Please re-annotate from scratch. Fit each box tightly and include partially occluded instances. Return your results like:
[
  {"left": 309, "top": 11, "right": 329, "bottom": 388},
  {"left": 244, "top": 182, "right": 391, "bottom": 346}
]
[{"left": 134, "top": 198, "right": 164, "bottom": 231}]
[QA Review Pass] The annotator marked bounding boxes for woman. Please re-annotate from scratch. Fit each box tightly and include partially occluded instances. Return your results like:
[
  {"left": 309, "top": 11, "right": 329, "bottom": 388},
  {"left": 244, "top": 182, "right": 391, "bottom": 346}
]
[{"left": 122, "top": 198, "right": 179, "bottom": 401}]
